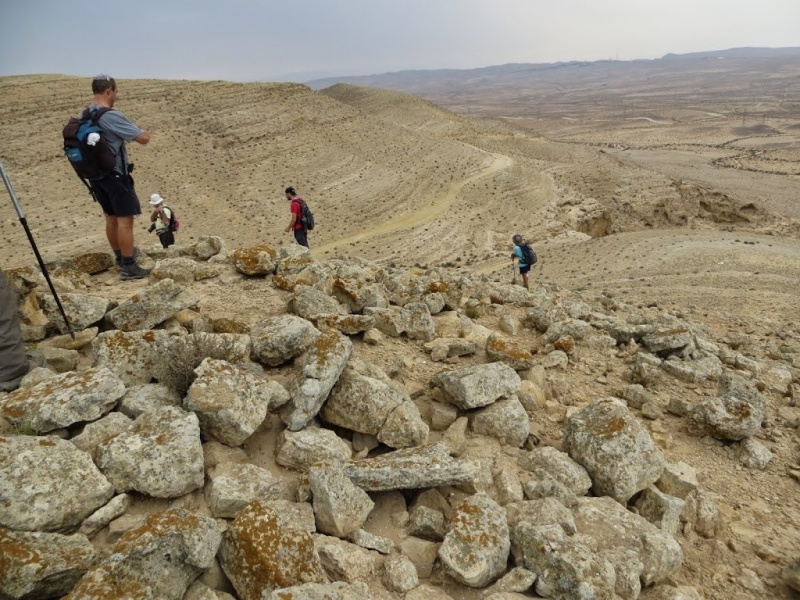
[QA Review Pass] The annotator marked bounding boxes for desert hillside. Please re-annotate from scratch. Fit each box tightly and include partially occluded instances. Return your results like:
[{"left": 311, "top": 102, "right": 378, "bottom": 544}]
[{"left": 0, "top": 65, "right": 800, "bottom": 600}]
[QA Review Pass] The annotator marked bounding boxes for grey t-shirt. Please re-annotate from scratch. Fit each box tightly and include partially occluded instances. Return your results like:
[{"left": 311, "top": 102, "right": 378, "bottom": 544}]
[{"left": 87, "top": 103, "right": 143, "bottom": 175}]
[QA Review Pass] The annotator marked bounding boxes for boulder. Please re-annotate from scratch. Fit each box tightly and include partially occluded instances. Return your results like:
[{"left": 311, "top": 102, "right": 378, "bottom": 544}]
[
  {"left": 118, "top": 383, "right": 182, "bottom": 418},
  {"left": 0, "top": 435, "right": 114, "bottom": 532},
  {"left": 92, "top": 329, "right": 170, "bottom": 386},
  {"left": 275, "top": 427, "right": 352, "bottom": 471},
  {"left": 107, "top": 279, "right": 200, "bottom": 331},
  {"left": 486, "top": 333, "right": 535, "bottom": 371},
  {"left": 184, "top": 358, "right": 271, "bottom": 446},
  {"left": 282, "top": 330, "right": 353, "bottom": 431},
  {"left": 0, "top": 528, "right": 97, "bottom": 600},
  {"left": 39, "top": 292, "right": 112, "bottom": 334},
  {"left": 206, "top": 463, "right": 285, "bottom": 518},
  {"left": 439, "top": 493, "right": 510, "bottom": 588},
  {"left": 250, "top": 315, "right": 321, "bottom": 367},
  {"left": 231, "top": 244, "right": 277, "bottom": 276},
  {"left": 96, "top": 406, "right": 205, "bottom": 498},
  {"left": 469, "top": 395, "right": 530, "bottom": 447},
  {"left": 70, "top": 412, "right": 133, "bottom": 460},
  {"left": 344, "top": 442, "right": 478, "bottom": 492},
  {"left": 291, "top": 285, "right": 347, "bottom": 320},
  {"left": 0, "top": 366, "right": 125, "bottom": 434},
  {"left": 686, "top": 373, "right": 766, "bottom": 441},
  {"left": 219, "top": 502, "right": 327, "bottom": 600},
  {"left": 563, "top": 398, "right": 665, "bottom": 503},
  {"left": 64, "top": 509, "right": 221, "bottom": 600},
  {"left": 431, "top": 362, "right": 521, "bottom": 410},
  {"left": 309, "top": 465, "right": 374, "bottom": 538}
]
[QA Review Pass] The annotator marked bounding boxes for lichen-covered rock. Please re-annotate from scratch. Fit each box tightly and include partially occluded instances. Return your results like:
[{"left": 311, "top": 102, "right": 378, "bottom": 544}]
[
  {"left": 250, "top": 315, "right": 321, "bottom": 367},
  {"left": 267, "top": 582, "right": 371, "bottom": 600},
  {"left": 0, "top": 435, "right": 114, "bottom": 532},
  {"left": 71, "top": 412, "right": 133, "bottom": 460},
  {"left": 219, "top": 502, "right": 327, "bottom": 600},
  {"left": 282, "top": 330, "right": 353, "bottom": 431},
  {"left": 686, "top": 373, "right": 766, "bottom": 441},
  {"left": 64, "top": 508, "right": 221, "bottom": 600},
  {"left": 486, "top": 333, "right": 535, "bottom": 371},
  {"left": 92, "top": 329, "right": 170, "bottom": 386},
  {"left": 39, "top": 292, "right": 112, "bottom": 334},
  {"left": 344, "top": 442, "right": 478, "bottom": 492},
  {"left": 439, "top": 493, "right": 510, "bottom": 588},
  {"left": 290, "top": 285, "right": 347, "bottom": 320},
  {"left": 275, "top": 427, "right": 352, "bottom": 472},
  {"left": 431, "top": 362, "right": 521, "bottom": 410},
  {"left": 517, "top": 446, "right": 592, "bottom": 496},
  {"left": 107, "top": 279, "right": 200, "bottom": 331},
  {"left": 309, "top": 466, "right": 374, "bottom": 538},
  {"left": 0, "top": 366, "right": 125, "bottom": 433},
  {"left": 563, "top": 398, "right": 665, "bottom": 503},
  {"left": 514, "top": 523, "right": 616, "bottom": 600},
  {"left": 324, "top": 358, "right": 428, "bottom": 448},
  {"left": 0, "top": 528, "right": 97, "bottom": 600},
  {"left": 184, "top": 358, "right": 271, "bottom": 446},
  {"left": 118, "top": 383, "right": 182, "bottom": 418},
  {"left": 313, "top": 535, "right": 380, "bottom": 583},
  {"left": 382, "top": 554, "right": 419, "bottom": 594},
  {"left": 402, "top": 302, "right": 436, "bottom": 341},
  {"left": 206, "top": 463, "right": 285, "bottom": 519},
  {"left": 572, "top": 496, "right": 683, "bottom": 586},
  {"left": 96, "top": 406, "right": 204, "bottom": 498},
  {"left": 232, "top": 244, "right": 277, "bottom": 276},
  {"left": 150, "top": 257, "right": 199, "bottom": 284},
  {"left": 469, "top": 395, "right": 530, "bottom": 447}
]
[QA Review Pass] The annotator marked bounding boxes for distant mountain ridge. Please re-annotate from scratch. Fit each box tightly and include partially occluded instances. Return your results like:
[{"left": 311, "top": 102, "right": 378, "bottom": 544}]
[{"left": 305, "top": 47, "right": 800, "bottom": 89}]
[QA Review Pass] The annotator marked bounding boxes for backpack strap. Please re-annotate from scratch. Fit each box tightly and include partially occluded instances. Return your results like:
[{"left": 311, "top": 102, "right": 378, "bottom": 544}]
[{"left": 164, "top": 206, "right": 176, "bottom": 230}]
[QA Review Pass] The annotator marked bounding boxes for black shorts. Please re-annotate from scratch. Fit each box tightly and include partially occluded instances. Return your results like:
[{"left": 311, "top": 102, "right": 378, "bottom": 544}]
[
  {"left": 293, "top": 228, "right": 309, "bottom": 248},
  {"left": 90, "top": 173, "right": 141, "bottom": 217},
  {"left": 519, "top": 265, "right": 531, "bottom": 274}
]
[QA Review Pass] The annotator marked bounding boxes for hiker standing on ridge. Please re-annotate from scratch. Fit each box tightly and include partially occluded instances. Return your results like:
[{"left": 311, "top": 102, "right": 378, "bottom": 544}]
[
  {"left": 511, "top": 234, "right": 537, "bottom": 289},
  {"left": 82, "top": 74, "right": 151, "bottom": 280},
  {"left": 284, "top": 186, "right": 309, "bottom": 248},
  {"left": 147, "top": 193, "right": 175, "bottom": 248}
]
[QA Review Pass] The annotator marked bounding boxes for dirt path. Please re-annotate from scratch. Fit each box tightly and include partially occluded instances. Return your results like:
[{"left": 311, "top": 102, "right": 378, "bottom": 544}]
[{"left": 316, "top": 150, "right": 513, "bottom": 253}]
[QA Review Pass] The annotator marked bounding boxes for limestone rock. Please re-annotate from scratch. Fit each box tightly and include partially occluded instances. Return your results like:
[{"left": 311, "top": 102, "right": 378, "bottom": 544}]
[
  {"left": 344, "top": 442, "right": 478, "bottom": 492},
  {"left": 324, "top": 358, "right": 428, "bottom": 449},
  {"left": 469, "top": 395, "right": 530, "bottom": 447},
  {"left": 184, "top": 358, "right": 271, "bottom": 446},
  {"left": 92, "top": 329, "right": 170, "bottom": 386},
  {"left": 309, "top": 465, "right": 374, "bottom": 538},
  {"left": 96, "top": 406, "right": 204, "bottom": 498},
  {"left": 65, "top": 508, "right": 221, "bottom": 600},
  {"left": 71, "top": 411, "right": 133, "bottom": 460},
  {"left": 382, "top": 554, "right": 419, "bottom": 594},
  {"left": 39, "top": 292, "right": 111, "bottom": 334},
  {"left": 687, "top": 373, "right": 766, "bottom": 441},
  {"left": 291, "top": 285, "right": 347, "bottom": 320},
  {"left": 107, "top": 279, "right": 200, "bottom": 331},
  {"left": 232, "top": 244, "right": 277, "bottom": 275},
  {"left": 118, "top": 383, "right": 182, "bottom": 418},
  {"left": 564, "top": 398, "right": 665, "bottom": 503},
  {"left": 267, "top": 582, "right": 371, "bottom": 600},
  {"left": 219, "top": 502, "right": 327, "bottom": 600},
  {"left": 0, "top": 528, "right": 97, "bottom": 600},
  {"left": 431, "top": 362, "right": 521, "bottom": 410},
  {"left": 282, "top": 330, "right": 353, "bottom": 431},
  {"left": 206, "top": 462, "right": 285, "bottom": 518},
  {"left": 438, "top": 493, "right": 510, "bottom": 588},
  {"left": 78, "top": 494, "right": 132, "bottom": 537},
  {"left": 486, "top": 333, "right": 535, "bottom": 371},
  {"left": 251, "top": 315, "right": 321, "bottom": 367},
  {"left": 0, "top": 435, "right": 114, "bottom": 532},
  {"left": 275, "top": 427, "right": 352, "bottom": 471},
  {"left": 572, "top": 496, "right": 683, "bottom": 586},
  {"left": 517, "top": 445, "right": 592, "bottom": 496},
  {"left": 1, "top": 366, "right": 125, "bottom": 434},
  {"left": 313, "top": 535, "right": 380, "bottom": 582}
]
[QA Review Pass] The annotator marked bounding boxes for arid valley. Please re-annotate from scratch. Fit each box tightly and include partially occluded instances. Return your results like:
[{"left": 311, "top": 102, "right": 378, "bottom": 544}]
[{"left": 1, "top": 50, "right": 799, "bottom": 599}]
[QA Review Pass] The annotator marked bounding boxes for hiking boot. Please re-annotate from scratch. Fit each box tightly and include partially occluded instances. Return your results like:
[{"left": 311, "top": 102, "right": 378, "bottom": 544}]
[
  {"left": 115, "top": 247, "right": 140, "bottom": 268},
  {"left": 523, "top": 281, "right": 529, "bottom": 289},
  {"left": 120, "top": 263, "right": 151, "bottom": 280}
]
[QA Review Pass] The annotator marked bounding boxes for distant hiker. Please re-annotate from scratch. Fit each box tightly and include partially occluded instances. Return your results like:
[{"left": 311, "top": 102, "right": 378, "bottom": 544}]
[
  {"left": 511, "top": 234, "right": 538, "bottom": 289},
  {"left": 0, "top": 268, "right": 44, "bottom": 392},
  {"left": 284, "top": 186, "right": 311, "bottom": 248},
  {"left": 75, "top": 74, "right": 151, "bottom": 280},
  {"left": 147, "top": 193, "right": 176, "bottom": 248}
]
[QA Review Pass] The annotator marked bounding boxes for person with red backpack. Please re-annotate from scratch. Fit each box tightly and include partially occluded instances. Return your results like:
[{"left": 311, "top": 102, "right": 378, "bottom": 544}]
[{"left": 284, "top": 186, "right": 312, "bottom": 248}]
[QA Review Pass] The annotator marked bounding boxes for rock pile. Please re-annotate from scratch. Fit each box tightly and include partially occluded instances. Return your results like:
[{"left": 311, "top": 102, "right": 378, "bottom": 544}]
[{"left": 0, "top": 237, "right": 797, "bottom": 599}]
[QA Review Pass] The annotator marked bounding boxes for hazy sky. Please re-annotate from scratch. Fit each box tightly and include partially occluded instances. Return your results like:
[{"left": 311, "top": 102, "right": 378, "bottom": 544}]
[{"left": 1, "top": 0, "right": 797, "bottom": 82}]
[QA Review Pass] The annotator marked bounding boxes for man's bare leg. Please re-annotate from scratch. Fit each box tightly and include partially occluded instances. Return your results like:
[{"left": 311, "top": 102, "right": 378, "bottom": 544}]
[
  {"left": 115, "top": 216, "right": 135, "bottom": 257},
  {"left": 105, "top": 214, "right": 119, "bottom": 252}
]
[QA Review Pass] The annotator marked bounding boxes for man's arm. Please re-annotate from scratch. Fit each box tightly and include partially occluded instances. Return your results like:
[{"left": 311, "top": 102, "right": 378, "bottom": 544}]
[
  {"left": 134, "top": 131, "right": 150, "bottom": 145},
  {"left": 285, "top": 202, "right": 298, "bottom": 232}
]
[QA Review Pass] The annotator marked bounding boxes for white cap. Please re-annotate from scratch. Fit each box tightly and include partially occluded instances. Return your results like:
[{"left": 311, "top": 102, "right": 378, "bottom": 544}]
[{"left": 149, "top": 193, "right": 164, "bottom": 205}]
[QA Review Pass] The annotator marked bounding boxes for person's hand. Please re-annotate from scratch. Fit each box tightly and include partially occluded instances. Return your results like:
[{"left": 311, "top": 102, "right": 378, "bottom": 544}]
[{"left": 285, "top": 226, "right": 290, "bottom": 233}]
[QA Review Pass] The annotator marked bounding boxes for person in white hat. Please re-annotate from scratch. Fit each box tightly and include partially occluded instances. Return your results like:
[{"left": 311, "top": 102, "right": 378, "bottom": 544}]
[{"left": 147, "top": 193, "right": 175, "bottom": 248}]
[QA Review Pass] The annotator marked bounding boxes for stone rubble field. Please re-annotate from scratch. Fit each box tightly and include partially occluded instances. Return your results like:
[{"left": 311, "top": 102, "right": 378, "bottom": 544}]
[{"left": 1, "top": 236, "right": 799, "bottom": 600}]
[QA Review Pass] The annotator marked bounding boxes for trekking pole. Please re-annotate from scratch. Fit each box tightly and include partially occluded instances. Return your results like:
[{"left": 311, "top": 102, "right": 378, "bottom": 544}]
[
  {"left": 510, "top": 257, "right": 517, "bottom": 284},
  {"left": 0, "top": 162, "right": 75, "bottom": 340}
]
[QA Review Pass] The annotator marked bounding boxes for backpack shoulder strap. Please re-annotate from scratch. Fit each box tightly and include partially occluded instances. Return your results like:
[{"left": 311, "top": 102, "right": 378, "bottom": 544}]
[{"left": 85, "top": 106, "right": 113, "bottom": 124}]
